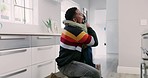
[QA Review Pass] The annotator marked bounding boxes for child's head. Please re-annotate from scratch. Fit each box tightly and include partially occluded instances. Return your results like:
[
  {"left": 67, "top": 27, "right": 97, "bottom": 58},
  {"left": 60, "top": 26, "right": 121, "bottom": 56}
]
[{"left": 82, "top": 14, "right": 86, "bottom": 24}]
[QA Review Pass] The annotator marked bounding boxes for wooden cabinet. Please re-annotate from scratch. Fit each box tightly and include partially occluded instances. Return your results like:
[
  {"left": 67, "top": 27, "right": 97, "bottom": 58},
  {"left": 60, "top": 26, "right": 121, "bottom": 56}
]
[{"left": 0, "top": 34, "right": 60, "bottom": 78}]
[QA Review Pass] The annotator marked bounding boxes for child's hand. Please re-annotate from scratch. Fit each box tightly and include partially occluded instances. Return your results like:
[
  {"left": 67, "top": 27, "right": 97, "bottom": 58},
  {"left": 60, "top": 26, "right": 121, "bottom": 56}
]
[
  {"left": 86, "top": 23, "right": 90, "bottom": 27},
  {"left": 82, "top": 44, "right": 87, "bottom": 48}
]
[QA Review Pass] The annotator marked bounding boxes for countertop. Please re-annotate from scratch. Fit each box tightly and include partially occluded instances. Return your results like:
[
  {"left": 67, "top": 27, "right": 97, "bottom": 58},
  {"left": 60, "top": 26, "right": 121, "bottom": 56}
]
[{"left": 0, "top": 32, "right": 61, "bottom": 36}]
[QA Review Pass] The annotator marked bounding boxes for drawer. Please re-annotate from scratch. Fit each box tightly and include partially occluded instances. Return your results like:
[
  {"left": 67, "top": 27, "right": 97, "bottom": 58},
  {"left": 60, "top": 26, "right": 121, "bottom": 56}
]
[
  {"left": 55, "top": 36, "right": 60, "bottom": 45},
  {"left": 0, "top": 35, "right": 31, "bottom": 50},
  {"left": 32, "top": 45, "right": 55, "bottom": 64},
  {"left": 0, "top": 48, "right": 31, "bottom": 74},
  {"left": 32, "top": 60, "right": 55, "bottom": 78},
  {"left": 0, "top": 67, "right": 31, "bottom": 78},
  {"left": 31, "top": 36, "right": 55, "bottom": 47}
]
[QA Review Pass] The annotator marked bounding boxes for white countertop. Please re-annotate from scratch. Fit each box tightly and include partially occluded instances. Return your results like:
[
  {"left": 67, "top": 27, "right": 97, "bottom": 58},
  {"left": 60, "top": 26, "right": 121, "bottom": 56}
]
[{"left": 0, "top": 32, "right": 61, "bottom": 36}]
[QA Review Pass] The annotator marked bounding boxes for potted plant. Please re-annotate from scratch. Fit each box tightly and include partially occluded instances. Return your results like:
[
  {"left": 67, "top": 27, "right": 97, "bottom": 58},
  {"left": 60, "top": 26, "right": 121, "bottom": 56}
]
[
  {"left": 43, "top": 18, "right": 53, "bottom": 33},
  {"left": 0, "top": 3, "right": 7, "bottom": 13}
]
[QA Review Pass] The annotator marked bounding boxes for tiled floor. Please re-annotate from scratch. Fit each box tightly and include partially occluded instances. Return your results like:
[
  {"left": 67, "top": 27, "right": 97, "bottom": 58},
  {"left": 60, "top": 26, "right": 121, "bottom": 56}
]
[
  {"left": 53, "top": 53, "right": 140, "bottom": 78},
  {"left": 93, "top": 53, "right": 140, "bottom": 78}
]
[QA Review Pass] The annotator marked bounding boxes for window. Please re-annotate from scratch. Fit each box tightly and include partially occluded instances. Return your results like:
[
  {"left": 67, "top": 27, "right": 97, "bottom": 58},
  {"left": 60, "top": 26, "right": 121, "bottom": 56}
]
[{"left": 0, "top": 0, "right": 35, "bottom": 25}]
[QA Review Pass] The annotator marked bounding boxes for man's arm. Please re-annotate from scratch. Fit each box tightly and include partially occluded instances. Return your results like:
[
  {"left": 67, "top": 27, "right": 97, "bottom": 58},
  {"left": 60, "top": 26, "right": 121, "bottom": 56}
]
[{"left": 77, "top": 27, "right": 98, "bottom": 47}]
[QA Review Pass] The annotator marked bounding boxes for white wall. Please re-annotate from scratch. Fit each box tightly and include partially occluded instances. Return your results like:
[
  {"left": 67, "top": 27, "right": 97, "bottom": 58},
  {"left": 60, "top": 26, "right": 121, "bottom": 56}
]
[
  {"left": 0, "top": 0, "right": 61, "bottom": 34},
  {"left": 91, "top": 0, "right": 106, "bottom": 10},
  {"left": 72, "top": 0, "right": 90, "bottom": 22},
  {"left": 38, "top": 0, "right": 61, "bottom": 33},
  {"left": 90, "top": 0, "right": 106, "bottom": 27},
  {"left": 118, "top": 0, "right": 148, "bottom": 74},
  {"left": 106, "top": 0, "right": 118, "bottom": 54},
  {"left": 72, "top": 0, "right": 90, "bottom": 10}
]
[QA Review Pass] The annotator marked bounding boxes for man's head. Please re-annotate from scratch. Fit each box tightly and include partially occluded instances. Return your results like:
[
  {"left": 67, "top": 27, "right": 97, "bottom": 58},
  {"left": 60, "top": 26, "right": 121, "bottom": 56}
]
[{"left": 65, "top": 7, "right": 83, "bottom": 23}]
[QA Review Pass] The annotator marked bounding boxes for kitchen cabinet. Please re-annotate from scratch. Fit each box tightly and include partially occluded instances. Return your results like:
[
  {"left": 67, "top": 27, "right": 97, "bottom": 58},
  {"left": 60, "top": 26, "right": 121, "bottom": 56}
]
[
  {"left": 55, "top": 45, "right": 60, "bottom": 72},
  {"left": 32, "top": 45, "right": 55, "bottom": 65},
  {"left": 31, "top": 36, "right": 55, "bottom": 47},
  {"left": 0, "top": 35, "right": 31, "bottom": 50},
  {"left": 0, "top": 34, "right": 60, "bottom": 78},
  {"left": 32, "top": 60, "right": 55, "bottom": 78},
  {"left": 31, "top": 35, "right": 58, "bottom": 78},
  {"left": 0, "top": 67, "right": 31, "bottom": 78},
  {"left": 0, "top": 35, "right": 31, "bottom": 75},
  {"left": 0, "top": 48, "right": 31, "bottom": 74}
]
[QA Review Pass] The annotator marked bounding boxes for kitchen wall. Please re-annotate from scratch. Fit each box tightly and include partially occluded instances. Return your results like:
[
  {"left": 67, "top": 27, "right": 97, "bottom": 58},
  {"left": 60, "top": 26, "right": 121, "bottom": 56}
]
[
  {"left": 0, "top": 0, "right": 61, "bottom": 34},
  {"left": 89, "top": 0, "right": 106, "bottom": 27},
  {"left": 72, "top": 0, "right": 106, "bottom": 25},
  {"left": 106, "top": 0, "right": 118, "bottom": 54},
  {"left": 72, "top": 0, "right": 90, "bottom": 22},
  {"left": 73, "top": 0, "right": 90, "bottom": 10},
  {"left": 38, "top": 0, "right": 61, "bottom": 33},
  {"left": 118, "top": 0, "right": 148, "bottom": 74}
]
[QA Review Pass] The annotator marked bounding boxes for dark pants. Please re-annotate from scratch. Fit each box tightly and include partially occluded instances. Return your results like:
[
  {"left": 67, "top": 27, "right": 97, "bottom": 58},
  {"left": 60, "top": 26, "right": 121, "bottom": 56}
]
[{"left": 82, "top": 46, "right": 95, "bottom": 67}]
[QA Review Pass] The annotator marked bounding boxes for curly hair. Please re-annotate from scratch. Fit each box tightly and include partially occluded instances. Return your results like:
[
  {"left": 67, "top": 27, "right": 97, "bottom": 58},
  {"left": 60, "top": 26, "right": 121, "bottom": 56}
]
[{"left": 65, "top": 7, "right": 77, "bottom": 20}]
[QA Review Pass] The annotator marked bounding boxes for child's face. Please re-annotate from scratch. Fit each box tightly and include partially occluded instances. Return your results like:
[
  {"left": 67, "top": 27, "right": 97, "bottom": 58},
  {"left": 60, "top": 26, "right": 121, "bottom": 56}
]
[{"left": 73, "top": 9, "right": 83, "bottom": 24}]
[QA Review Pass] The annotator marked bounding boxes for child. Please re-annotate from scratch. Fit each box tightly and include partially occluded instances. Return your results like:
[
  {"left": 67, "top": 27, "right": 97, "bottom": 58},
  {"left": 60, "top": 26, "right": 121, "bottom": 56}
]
[{"left": 82, "top": 15, "right": 101, "bottom": 70}]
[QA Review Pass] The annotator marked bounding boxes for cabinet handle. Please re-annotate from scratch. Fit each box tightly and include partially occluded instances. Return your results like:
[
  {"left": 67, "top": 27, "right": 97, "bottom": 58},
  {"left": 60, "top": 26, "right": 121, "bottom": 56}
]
[
  {"left": 143, "top": 36, "right": 148, "bottom": 39},
  {"left": 38, "top": 61, "right": 53, "bottom": 67},
  {"left": 0, "top": 49, "right": 27, "bottom": 56},
  {"left": 37, "top": 36, "right": 53, "bottom": 39},
  {"left": 0, "top": 36, "right": 26, "bottom": 40},
  {"left": 0, "top": 69, "right": 27, "bottom": 78},
  {"left": 37, "top": 46, "right": 53, "bottom": 50}
]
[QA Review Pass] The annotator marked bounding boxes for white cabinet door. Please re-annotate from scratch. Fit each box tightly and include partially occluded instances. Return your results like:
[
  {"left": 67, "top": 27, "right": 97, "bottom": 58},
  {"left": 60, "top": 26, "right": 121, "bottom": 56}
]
[
  {"left": 32, "top": 45, "right": 55, "bottom": 65},
  {"left": 0, "top": 67, "right": 31, "bottom": 78},
  {"left": 55, "top": 45, "right": 60, "bottom": 72},
  {"left": 32, "top": 60, "right": 55, "bottom": 78},
  {"left": 0, "top": 48, "right": 31, "bottom": 74},
  {"left": 31, "top": 36, "right": 55, "bottom": 47},
  {"left": 0, "top": 35, "right": 31, "bottom": 50}
]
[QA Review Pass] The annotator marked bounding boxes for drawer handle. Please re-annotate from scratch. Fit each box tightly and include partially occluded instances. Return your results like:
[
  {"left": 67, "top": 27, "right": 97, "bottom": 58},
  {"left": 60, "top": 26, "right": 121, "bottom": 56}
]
[
  {"left": 38, "top": 61, "right": 53, "bottom": 67},
  {"left": 37, "top": 36, "right": 53, "bottom": 39},
  {"left": 0, "top": 49, "right": 27, "bottom": 56},
  {"left": 143, "top": 36, "right": 148, "bottom": 39},
  {"left": 37, "top": 46, "right": 53, "bottom": 50},
  {"left": 0, "top": 36, "right": 26, "bottom": 40},
  {"left": 0, "top": 69, "right": 27, "bottom": 78}
]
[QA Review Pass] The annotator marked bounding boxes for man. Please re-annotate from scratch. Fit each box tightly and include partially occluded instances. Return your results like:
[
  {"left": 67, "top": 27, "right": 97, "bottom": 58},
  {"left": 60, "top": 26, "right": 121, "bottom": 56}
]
[{"left": 56, "top": 7, "right": 101, "bottom": 78}]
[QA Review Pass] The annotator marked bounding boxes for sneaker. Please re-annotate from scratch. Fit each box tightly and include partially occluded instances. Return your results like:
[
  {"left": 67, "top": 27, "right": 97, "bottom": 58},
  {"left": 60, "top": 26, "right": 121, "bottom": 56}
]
[
  {"left": 95, "top": 64, "right": 103, "bottom": 78},
  {"left": 95, "top": 64, "right": 101, "bottom": 70}
]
